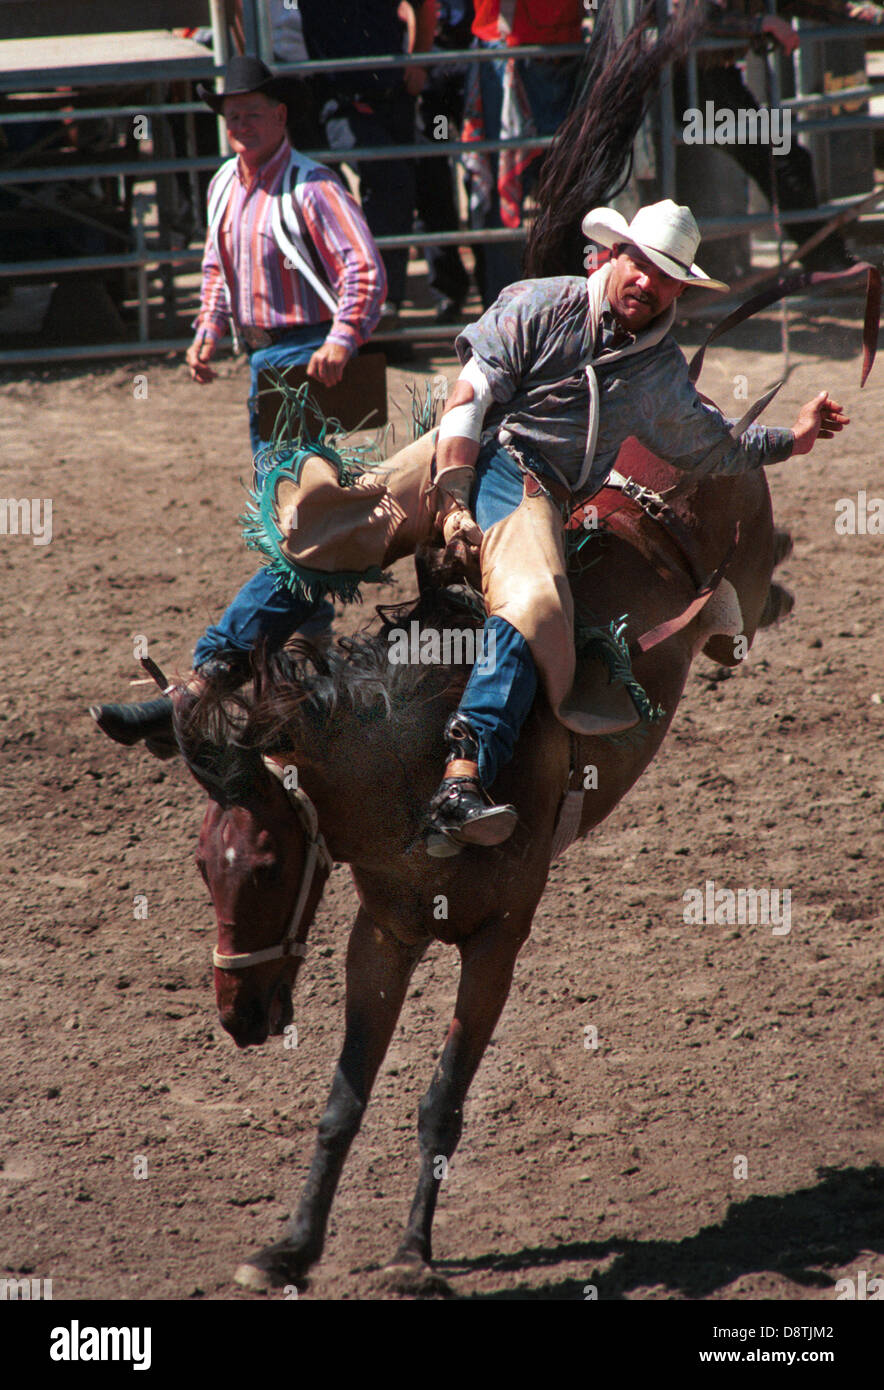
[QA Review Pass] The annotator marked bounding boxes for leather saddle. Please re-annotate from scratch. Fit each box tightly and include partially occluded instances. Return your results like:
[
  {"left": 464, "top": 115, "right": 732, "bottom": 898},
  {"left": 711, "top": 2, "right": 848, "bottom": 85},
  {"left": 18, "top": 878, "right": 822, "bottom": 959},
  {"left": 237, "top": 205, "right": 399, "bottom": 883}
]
[{"left": 416, "top": 439, "right": 737, "bottom": 737}]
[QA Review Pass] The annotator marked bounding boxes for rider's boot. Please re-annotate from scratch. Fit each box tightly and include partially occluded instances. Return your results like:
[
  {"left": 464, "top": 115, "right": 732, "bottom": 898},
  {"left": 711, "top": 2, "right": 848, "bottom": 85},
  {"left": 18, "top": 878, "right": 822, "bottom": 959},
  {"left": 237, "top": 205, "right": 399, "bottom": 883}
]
[
  {"left": 89, "top": 653, "right": 247, "bottom": 757},
  {"left": 425, "top": 713, "right": 517, "bottom": 856}
]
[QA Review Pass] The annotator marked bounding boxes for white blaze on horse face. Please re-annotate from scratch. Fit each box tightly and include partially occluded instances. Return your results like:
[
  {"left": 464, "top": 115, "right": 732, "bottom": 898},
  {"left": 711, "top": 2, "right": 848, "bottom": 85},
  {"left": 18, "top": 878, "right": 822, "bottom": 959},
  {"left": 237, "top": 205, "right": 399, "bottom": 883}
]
[{"left": 225, "top": 847, "right": 237, "bottom": 866}]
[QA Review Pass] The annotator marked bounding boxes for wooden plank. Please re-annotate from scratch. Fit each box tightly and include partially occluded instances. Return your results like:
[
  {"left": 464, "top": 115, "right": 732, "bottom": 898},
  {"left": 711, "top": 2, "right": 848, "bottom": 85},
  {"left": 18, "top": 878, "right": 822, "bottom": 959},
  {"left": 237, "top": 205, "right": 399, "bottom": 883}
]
[
  {"left": 0, "top": 32, "right": 213, "bottom": 75},
  {"left": 0, "top": 2, "right": 210, "bottom": 40},
  {"left": 257, "top": 352, "right": 388, "bottom": 441}
]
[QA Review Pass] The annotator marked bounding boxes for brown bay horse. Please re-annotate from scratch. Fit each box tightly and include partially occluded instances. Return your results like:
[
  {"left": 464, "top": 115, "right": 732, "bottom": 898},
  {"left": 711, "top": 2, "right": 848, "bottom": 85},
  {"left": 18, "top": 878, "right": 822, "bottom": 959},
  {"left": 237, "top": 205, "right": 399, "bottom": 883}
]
[{"left": 174, "top": 438, "right": 792, "bottom": 1294}]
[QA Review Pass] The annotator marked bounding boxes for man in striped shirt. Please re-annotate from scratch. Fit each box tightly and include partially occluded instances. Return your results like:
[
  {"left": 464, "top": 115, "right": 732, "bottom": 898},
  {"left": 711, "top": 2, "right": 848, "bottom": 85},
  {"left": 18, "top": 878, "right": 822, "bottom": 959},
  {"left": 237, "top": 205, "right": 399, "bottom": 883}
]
[
  {"left": 90, "top": 57, "right": 387, "bottom": 752},
  {"left": 187, "top": 55, "right": 387, "bottom": 461}
]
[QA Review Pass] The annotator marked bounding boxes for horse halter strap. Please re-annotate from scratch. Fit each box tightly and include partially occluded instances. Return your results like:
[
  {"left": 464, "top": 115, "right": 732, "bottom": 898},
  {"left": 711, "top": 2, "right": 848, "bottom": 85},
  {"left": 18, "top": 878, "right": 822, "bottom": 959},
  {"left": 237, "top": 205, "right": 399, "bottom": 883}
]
[{"left": 211, "top": 756, "right": 333, "bottom": 972}]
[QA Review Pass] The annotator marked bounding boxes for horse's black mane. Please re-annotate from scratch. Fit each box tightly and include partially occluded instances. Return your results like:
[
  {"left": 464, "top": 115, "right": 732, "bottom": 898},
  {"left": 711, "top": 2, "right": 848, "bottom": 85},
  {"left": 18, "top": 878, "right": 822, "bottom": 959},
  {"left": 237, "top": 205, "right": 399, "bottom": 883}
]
[
  {"left": 176, "top": 586, "right": 482, "bottom": 802},
  {"left": 523, "top": 0, "right": 703, "bottom": 280}
]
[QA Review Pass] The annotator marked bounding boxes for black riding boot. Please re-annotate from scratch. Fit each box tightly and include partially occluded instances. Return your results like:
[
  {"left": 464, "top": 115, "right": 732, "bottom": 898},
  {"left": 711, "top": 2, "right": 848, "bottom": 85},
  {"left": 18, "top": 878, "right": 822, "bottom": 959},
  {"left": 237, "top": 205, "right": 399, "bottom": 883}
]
[
  {"left": 89, "top": 694, "right": 176, "bottom": 753},
  {"left": 89, "top": 653, "right": 248, "bottom": 757},
  {"left": 425, "top": 714, "right": 517, "bottom": 856}
]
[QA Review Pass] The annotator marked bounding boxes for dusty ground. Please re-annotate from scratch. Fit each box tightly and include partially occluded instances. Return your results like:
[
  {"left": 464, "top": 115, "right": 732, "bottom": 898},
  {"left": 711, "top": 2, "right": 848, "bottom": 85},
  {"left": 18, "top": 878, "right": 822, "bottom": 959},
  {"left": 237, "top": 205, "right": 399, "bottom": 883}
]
[{"left": 1, "top": 290, "right": 883, "bottom": 1304}]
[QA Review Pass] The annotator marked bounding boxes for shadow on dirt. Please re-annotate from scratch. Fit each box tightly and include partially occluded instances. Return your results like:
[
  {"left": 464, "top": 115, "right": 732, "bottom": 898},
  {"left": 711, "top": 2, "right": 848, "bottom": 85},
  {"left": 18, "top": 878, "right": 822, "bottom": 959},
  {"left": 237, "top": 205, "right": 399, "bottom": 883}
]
[{"left": 439, "top": 1165, "right": 884, "bottom": 1300}]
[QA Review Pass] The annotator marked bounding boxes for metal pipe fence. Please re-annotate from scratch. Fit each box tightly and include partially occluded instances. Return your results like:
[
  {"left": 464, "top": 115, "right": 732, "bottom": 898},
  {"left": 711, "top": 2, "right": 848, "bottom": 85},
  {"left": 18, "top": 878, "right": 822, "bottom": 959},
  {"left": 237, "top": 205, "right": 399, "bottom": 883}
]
[
  {"left": 0, "top": 136, "right": 567, "bottom": 186},
  {"left": 1, "top": 19, "right": 883, "bottom": 365}
]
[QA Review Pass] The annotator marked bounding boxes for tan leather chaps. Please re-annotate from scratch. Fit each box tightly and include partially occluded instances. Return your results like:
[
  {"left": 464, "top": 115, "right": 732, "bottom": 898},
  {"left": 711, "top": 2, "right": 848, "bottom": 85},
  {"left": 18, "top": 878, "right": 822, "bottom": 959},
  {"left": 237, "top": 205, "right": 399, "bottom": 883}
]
[{"left": 269, "top": 429, "right": 599, "bottom": 733}]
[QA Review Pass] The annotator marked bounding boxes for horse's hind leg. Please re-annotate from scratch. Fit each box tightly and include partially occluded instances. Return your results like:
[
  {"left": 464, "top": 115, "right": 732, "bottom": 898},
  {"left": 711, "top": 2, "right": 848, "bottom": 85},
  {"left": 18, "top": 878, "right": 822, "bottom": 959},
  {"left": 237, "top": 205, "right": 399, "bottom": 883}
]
[
  {"left": 389, "top": 913, "right": 529, "bottom": 1276},
  {"left": 234, "top": 908, "right": 427, "bottom": 1292}
]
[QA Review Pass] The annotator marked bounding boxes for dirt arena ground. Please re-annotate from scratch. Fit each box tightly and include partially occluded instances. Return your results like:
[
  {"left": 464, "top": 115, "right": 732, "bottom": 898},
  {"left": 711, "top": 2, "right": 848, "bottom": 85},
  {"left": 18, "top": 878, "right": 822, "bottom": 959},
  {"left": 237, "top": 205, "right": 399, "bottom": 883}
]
[{"left": 1, "top": 291, "right": 882, "bottom": 1303}]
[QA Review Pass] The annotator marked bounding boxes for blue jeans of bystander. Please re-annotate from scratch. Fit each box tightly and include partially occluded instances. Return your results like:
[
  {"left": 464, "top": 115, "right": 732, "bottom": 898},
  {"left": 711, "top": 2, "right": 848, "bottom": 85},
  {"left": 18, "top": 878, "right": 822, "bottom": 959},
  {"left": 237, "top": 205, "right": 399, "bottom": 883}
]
[
  {"left": 192, "top": 324, "right": 332, "bottom": 669},
  {"left": 246, "top": 323, "right": 330, "bottom": 466}
]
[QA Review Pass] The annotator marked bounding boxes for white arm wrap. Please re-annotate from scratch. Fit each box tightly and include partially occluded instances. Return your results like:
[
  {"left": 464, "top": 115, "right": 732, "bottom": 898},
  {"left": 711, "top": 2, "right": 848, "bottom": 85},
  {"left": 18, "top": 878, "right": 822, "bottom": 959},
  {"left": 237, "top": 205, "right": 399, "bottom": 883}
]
[{"left": 436, "top": 357, "right": 493, "bottom": 444}]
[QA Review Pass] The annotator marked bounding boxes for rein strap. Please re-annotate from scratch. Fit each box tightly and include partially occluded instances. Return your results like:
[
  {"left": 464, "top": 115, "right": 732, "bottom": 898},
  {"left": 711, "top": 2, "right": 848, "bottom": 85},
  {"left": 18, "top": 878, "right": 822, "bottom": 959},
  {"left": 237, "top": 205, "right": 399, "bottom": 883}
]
[{"left": 689, "top": 262, "right": 882, "bottom": 390}]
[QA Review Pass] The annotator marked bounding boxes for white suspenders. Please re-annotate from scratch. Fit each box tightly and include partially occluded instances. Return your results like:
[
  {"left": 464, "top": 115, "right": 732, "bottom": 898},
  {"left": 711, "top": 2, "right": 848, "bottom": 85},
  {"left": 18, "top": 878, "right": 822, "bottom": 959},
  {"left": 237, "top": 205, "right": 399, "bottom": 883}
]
[
  {"left": 206, "top": 160, "right": 241, "bottom": 346},
  {"left": 497, "top": 0, "right": 517, "bottom": 39},
  {"left": 273, "top": 156, "right": 339, "bottom": 314},
  {"left": 207, "top": 150, "right": 340, "bottom": 324}
]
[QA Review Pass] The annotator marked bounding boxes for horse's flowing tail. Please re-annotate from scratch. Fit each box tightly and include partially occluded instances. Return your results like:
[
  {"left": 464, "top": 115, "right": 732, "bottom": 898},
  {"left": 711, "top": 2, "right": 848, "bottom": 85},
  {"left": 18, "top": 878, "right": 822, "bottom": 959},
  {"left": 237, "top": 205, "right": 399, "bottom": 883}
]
[
  {"left": 523, "top": 1, "right": 703, "bottom": 281},
  {"left": 758, "top": 528, "right": 795, "bottom": 628},
  {"left": 772, "top": 527, "right": 794, "bottom": 568},
  {"left": 758, "top": 582, "right": 795, "bottom": 628}
]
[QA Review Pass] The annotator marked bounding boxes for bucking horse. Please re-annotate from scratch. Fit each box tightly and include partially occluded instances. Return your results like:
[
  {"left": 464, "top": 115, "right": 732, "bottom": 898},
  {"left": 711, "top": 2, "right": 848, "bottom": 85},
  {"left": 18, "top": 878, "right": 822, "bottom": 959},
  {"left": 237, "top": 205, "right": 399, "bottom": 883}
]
[
  {"left": 169, "top": 425, "right": 796, "bottom": 1294},
  {"left": 92, "top": 0, "right": 878, "bottom": 1294}
]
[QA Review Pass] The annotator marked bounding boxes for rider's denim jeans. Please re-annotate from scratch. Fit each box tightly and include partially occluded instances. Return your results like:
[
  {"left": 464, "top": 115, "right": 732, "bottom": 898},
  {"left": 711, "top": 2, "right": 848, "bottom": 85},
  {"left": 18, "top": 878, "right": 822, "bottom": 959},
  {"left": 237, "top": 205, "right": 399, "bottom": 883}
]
[
  {"left": 192, "top": 566, "right": 322, "bottom": 667},
  {"left": 458, "top": 612, "right": 538, "bottom": 788},
  {"left": 456, "top": 439, "right": 542, "bottom": 787},
  {"left": 194, "top": 428, "right": 541, "bottom": 781},
  {"left": 192, "top": 325, "right": 331, "bottom": 669}
]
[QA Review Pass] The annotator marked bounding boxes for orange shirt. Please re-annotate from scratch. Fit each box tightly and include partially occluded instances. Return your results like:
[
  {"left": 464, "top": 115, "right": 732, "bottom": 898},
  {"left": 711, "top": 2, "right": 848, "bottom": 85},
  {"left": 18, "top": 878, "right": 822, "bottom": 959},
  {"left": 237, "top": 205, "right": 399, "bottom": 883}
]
[{"left": 472, "top": 0, "right": 582, "bottom": 45}]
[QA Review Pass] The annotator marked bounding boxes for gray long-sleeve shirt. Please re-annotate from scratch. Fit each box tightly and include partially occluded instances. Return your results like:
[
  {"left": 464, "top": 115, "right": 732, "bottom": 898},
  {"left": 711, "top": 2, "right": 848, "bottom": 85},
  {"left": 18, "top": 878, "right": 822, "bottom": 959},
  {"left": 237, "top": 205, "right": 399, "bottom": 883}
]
[{"left": 456, "top": 275, "right": 794, "bottom": 495}]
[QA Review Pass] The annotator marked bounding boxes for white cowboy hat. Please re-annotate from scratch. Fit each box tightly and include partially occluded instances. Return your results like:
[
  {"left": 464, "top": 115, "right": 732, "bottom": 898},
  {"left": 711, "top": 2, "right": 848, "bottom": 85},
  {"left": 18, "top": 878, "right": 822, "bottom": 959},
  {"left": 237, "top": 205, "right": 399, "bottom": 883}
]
[{"left": 581, "top": 200, "right": 729, "bottom": 292}]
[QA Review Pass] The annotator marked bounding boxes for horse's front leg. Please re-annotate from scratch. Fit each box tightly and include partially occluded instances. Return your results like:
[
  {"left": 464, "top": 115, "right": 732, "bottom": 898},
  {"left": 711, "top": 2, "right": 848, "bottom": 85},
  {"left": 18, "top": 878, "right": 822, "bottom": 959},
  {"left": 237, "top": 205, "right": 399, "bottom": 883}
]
[
  {"left": 389, "top": 912, "right": 530, "bottom": 1277},
  {"left": 235, "top": 909, "right": 427, "bottom": 1291}
]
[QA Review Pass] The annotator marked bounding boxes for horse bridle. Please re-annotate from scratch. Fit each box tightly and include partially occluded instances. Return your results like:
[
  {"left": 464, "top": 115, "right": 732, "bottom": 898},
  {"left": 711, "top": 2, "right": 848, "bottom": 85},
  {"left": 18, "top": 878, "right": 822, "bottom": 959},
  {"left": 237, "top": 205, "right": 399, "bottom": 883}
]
[{"left": 211, "top": 755, "right": 333, "bottom": 972}]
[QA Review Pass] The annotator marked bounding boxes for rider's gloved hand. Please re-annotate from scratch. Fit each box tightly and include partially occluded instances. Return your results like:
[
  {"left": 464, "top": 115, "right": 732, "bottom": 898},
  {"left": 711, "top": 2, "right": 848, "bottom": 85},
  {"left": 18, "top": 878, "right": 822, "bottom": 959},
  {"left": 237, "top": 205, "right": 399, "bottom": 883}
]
[
  {"left": 433, "top": 464, "right": 483, "bottom": 550},
  {"left": 442, "top": 507, "right": 483, "bottom": 549}
]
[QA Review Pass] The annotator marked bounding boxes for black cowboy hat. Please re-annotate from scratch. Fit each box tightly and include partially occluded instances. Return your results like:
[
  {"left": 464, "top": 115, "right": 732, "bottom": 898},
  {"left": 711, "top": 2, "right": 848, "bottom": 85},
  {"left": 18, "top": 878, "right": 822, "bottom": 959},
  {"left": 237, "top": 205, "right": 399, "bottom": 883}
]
[{"left": 197, "top": 56, "right": 289, "bottom": 114}]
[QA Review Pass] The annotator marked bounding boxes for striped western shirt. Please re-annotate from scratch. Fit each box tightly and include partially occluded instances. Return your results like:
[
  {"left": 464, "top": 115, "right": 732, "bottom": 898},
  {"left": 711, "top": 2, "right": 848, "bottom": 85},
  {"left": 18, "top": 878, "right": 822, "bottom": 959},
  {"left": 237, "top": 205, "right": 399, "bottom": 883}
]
[{"left": 194, "top": 138, "right": 387, "bottom": 355}]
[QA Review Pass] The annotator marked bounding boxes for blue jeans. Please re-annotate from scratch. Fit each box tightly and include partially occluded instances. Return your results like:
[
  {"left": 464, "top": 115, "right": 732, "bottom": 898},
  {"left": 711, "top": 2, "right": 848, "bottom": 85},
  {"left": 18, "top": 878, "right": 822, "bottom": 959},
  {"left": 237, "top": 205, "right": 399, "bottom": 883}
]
[
  {"left": 192, "top": 325, "right": 332, "bottom": 669},
  {"left": 470, "top": 44, "right": 579, "bottom": 308},
  {"left": 246, "top": 323, "right": 329, "bottom": 464},
  {"left": 456, "top": 440, "right": 543, "bottom": 787}
]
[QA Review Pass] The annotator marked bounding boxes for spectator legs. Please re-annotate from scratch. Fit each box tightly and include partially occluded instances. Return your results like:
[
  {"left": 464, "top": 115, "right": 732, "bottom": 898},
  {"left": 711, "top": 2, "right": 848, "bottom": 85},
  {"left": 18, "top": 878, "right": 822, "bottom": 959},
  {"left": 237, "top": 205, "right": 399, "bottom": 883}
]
[
  {"left": 321, "top": 95, "right": 416, "bottom": 308},
  {"left": 683, "top": 65, "right": 851, "bottom": 271},
  {"left": 469, "top": 47, "right": 580, "bottom": 310},
  {"left": 190, "top": 325, "right": 335, "bottom": 670},
  {"left": 415, "top": 78, "right": 470, "bottom": 314}
]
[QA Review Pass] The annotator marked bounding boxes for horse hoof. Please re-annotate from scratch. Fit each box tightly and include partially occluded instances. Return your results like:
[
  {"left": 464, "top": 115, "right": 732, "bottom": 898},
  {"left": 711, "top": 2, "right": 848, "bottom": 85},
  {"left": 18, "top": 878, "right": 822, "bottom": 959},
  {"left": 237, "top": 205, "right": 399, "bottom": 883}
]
[
  {"left": 376, "top": 1261, "right": 454, "bottom": 1298},
  {"left": 233, "top": 1241, "right": 311, "bottom": 1293},
  {"left": 234, "top": 1261, "right": 276, "bottom": 1293}
]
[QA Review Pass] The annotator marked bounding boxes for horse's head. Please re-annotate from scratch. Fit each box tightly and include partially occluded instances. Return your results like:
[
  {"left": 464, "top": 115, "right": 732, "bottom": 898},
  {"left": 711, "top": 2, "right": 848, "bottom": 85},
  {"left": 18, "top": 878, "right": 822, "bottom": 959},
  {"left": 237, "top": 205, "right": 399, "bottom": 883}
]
[{"left": 176, "top": 696, "right": 331, "bottom": 1048}]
